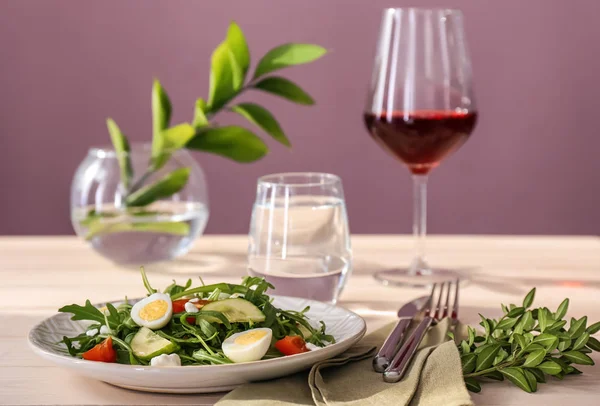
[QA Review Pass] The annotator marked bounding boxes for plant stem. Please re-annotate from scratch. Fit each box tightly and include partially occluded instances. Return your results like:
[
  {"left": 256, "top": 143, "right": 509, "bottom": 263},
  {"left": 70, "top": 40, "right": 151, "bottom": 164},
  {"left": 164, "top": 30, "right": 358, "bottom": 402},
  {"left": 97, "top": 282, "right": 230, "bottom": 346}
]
[
  {"left": 128, "top": 168, "right": 155, "bottom": 195},
  {"left": 463, "top": 360, "right": 517, "bottom": 378}
]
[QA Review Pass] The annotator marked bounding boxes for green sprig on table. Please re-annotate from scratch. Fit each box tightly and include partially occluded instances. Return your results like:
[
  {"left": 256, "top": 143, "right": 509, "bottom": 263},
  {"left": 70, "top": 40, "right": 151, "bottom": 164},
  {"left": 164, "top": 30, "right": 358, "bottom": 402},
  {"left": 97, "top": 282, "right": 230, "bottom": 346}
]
[
  {"left": 457, "top": 288, "right": 600, "bottom": 394},
  {"left": 106, "top": 22, "right": 326, "bottom": 208}
]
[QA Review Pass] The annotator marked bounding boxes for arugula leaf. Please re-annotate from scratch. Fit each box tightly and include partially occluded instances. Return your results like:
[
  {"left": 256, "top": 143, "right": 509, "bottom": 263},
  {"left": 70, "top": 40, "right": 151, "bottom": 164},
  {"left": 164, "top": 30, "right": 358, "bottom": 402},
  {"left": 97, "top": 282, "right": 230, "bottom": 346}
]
[{"left": 59, "top": 300, "right": 119, "bottom": 329}]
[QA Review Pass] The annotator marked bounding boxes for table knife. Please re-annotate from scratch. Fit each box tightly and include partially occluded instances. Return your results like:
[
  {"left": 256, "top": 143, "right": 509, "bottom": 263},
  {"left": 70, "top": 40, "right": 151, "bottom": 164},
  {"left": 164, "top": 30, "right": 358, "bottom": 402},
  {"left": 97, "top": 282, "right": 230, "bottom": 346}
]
[{"left": 372, "top": 295, "right": 430, "bottom": 372}]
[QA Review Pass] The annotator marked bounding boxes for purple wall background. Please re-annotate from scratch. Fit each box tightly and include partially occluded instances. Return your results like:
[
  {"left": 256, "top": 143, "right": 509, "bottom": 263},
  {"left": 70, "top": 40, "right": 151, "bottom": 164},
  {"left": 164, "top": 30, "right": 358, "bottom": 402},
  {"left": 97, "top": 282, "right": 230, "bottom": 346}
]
[{"left": 1, "top": 0, "right": 599, "bottom": 236}]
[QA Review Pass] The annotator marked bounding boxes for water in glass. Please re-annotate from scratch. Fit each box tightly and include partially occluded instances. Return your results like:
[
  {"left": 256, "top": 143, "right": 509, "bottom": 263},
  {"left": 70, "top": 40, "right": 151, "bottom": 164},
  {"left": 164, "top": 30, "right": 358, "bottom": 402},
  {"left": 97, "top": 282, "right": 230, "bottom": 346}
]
[{"left": 248, "top": 174, "right": 352, "bottom": 304}]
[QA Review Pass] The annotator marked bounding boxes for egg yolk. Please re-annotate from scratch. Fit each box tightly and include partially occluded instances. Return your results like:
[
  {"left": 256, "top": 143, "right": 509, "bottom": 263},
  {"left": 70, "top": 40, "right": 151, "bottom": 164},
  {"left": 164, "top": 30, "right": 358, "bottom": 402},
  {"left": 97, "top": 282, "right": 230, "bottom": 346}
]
[
  {"left": 234, "top": 330, "right": 268, "bottom": 345},
  {"left": 139, "top": 300, "right": 169, "bottom": 321}
]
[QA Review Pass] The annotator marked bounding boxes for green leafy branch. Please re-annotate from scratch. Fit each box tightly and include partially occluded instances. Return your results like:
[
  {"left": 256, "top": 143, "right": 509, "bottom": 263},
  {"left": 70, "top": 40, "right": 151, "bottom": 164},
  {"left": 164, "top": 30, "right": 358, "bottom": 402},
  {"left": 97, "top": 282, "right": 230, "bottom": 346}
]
[
  {"left": 107, "top": 22, "right": 326, "bottom": 209},
  {"left": 459, "top": 288, "right": 600, "bottom": 394}
]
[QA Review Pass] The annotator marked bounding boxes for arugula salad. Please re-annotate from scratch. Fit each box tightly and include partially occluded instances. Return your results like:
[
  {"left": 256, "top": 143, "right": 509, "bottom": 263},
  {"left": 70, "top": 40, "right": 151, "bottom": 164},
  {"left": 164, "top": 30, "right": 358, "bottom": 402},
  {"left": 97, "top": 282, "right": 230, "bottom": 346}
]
[{"left": 58, "top": 269, "right": 334, "bottom": 366}]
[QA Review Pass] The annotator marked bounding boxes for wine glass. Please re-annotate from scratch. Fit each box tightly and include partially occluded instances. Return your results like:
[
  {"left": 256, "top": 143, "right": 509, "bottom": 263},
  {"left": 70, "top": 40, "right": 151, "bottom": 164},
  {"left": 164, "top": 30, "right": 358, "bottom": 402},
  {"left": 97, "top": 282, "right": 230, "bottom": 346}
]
[{"left": 364, "top": 8, "right": 477, "bottom": 286}]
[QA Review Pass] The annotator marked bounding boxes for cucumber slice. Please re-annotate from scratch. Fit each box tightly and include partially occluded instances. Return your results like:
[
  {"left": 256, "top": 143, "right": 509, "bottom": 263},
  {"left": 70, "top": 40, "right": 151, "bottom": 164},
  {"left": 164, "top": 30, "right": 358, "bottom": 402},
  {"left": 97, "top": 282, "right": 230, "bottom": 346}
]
[
  {"left": 131, "top": 327, "right": 179, "bottom": 360},
  {"left": 201, "top": 298, "right": 266, "bottom": 323}
]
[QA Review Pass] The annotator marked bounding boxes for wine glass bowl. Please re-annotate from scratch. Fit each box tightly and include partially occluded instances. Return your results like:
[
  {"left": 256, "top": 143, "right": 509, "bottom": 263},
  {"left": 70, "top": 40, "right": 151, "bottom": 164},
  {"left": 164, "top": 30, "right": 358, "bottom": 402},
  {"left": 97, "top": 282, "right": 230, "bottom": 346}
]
[{"left": 364, "top": 8, "right": 477, "bottom": 286}]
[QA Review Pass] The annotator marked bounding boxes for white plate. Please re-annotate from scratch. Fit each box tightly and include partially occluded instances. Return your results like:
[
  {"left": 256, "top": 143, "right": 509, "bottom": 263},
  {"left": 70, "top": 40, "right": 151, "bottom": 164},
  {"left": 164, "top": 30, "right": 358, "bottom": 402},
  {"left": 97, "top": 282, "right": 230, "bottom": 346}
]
[{"left": 29, "top": 296, "right": 366, "bottom": 393}]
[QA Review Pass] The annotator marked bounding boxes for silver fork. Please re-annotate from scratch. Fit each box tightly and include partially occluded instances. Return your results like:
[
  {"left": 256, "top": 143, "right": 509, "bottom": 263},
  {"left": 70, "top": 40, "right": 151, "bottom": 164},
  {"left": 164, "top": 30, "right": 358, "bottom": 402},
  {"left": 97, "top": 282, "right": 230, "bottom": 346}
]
[{"left": 383, "top": 280, "right": 459, "bottom": 383}]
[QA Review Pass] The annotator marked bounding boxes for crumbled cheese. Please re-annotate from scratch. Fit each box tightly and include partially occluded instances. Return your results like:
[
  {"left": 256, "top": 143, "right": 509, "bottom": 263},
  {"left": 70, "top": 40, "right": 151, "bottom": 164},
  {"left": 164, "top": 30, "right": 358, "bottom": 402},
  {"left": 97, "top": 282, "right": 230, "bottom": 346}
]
[
  {"left": 85, "top": 328, "right": 99, "bottom": 337},
  {"left": 217, "top": 292, "right": 231, "bottom": 300},
  {"left": 229, "top": 293, "right": 244, "bottom": 299},
  {"left": 150, "top": 353, "right": 181, "bottom": 367},
  {"left": 188, "top": 298, "right": 200, "bottom": 303},
  {"left": 184, "top": 301, "right": 199, "bottom": 313},
  {"left": 99, "top": 325, "right": 111, "bottom": 335}
]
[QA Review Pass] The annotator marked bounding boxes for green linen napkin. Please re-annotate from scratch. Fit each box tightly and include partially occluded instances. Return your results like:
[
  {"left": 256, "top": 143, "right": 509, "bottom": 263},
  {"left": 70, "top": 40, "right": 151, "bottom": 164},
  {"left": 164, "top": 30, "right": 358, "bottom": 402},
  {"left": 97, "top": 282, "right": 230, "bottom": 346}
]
[{"left": 217, "top": 318, "right": 473, "bottom": 406}]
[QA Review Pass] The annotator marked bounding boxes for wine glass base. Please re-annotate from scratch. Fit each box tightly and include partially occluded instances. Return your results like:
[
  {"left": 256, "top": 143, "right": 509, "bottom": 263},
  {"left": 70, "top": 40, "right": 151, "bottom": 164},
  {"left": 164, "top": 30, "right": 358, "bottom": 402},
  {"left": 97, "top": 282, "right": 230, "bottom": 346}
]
[{"left": 373, "top": 268, "right": 460, "bottom": 288}]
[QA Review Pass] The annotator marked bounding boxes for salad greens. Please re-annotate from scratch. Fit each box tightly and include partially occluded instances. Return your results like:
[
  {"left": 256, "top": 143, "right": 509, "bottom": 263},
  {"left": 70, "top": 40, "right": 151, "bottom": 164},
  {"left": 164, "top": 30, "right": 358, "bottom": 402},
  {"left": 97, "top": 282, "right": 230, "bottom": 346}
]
[{"left": 58, "top": 269, "right": 334, "bottom": 366}]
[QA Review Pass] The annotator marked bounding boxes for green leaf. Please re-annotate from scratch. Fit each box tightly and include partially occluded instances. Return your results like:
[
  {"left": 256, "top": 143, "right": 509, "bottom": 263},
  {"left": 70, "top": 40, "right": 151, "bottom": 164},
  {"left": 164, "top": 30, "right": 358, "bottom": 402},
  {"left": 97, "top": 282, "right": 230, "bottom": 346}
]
[
  {"left": 569, "top": 316, "right": 587, "bottom": 338},
  {"left": 186, "top": 126, "right": 268, "bottom": 163},
  {"left": 533, "top": 333, "right": 558, "bottom": 350},
  {"left": 474, "top": 343, "right": 491, "bottom": 354},
  {"left": 558, "top": 336, "right": 572, "bottom": 352},
  {"left": 538, "top": 308, "right": 549, "bottom": 333},
  {"left": 528, "top": 368, "right": 546, "bottom": 383},
  {"left": 586, "top": 321, "right": 600, "bottom": 335},
  {"left": 562, "top": 350, "right": 594, "bottom": 366},
  {"left": 58, "top": 300, "right": 118, "bottom": 329},
  {"left": 524, "top": 369, "right": 538, "bottom": 393},
  {"left": 523, "top": 343, "right": 546, "bottom": 353},
  {"left": 253, "top": 43, "right": 327, "bottom": 79},
  {"left": 479, "top": 314, "right": 491, "bottom": 336},
  {"left": 522, "top": 349, "right": 546, "bottom": 368},
  {"left": 567, "top": 366, "right": 583, "bottom": 375},
  {"left": 253, "top": 76, "right": 315, "bottom": 105},
  {"left": 460, "top": 340, "right": 471, "bottom": 354},
  {"left": 162, "top": 124, "right": 196, "bottom": 150},
  {"left": 208, "top": 42, "right": 242, "bottom": 111},
  {"left": 572, "top": 332, "right": 590, "bottom": 351},
  {"left": 476, "top": 344, "right": 501, "bottom": 371},
  {"left": 579, "top": 347, "right": 593, "bottom": 354},
  {"left": 85, "top": 220, "right": 190, "bottom": 241},
  {"left": 523, "top": 288, "right": 536, "bottom": 308},
  {"left": 193, "top": 98, "right": 209, "bottom": 129},
  {"left": 494, "top": 348, "right": 509, "bottom": 365},
  {"left": 496, "top": 317, "right": 518, "bottom": 331},
  {"left": 586, "top": 336, "right": 600, "bottom": 351},
  {"left": 231, "top": 103, "right": 290, "bottom": 146},
  {"left": 501, "top": 367, "right": 533, "bottom": 393},
  {"left": 522, "top": 311, "right": 535, "bottom": 330},
  {"left": 537, "top": 360, "right": 562, "bottom": 375},
  {"left": 508, "top": 307, "right": 525, "bottom": 318},
  {"left": 501, "top": 303, "right": 509, "bottom": 314},
  {"left": 547, "top": 320, "right": 567, "bottom": 332},
  {"left": 125, "top": 167, "right": 190, "bottom": 207},
  {"left": 461, "top": 353, "right": 477, "bottom": 374},
  {"left": 483, "top": 370, "right": 504, "bottom": 381},
  {"left": 464, "top": 377, "right": 481, "bottom": 393},
  {"left": 106, "top": 118, "right": 133, "bottom": 189},
  {"left": 226, "top": 21, "right": 250, "bottom": 78},
  {"left": 151, "top": 79, "right": 172, "bottom": 160},
  {"left": 554, "top": 298, "right": 569, "bottom": 320},
  {"left": 514, "top": 334, "right": 527, "bottom": 351},
  {"left": 467, "top": 326, "right": 475, "bottom": 347}
]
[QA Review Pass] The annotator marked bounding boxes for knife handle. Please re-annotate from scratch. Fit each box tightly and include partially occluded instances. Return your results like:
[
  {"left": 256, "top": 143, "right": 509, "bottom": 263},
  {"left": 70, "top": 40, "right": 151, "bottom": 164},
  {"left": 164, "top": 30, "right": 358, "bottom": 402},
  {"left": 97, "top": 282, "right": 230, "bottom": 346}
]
[
  {"left": 372, "top": 318, "right": 411, "bottom": 372},
  {"left": 383, "top": 316, "right": 433, "bottom": 382}
]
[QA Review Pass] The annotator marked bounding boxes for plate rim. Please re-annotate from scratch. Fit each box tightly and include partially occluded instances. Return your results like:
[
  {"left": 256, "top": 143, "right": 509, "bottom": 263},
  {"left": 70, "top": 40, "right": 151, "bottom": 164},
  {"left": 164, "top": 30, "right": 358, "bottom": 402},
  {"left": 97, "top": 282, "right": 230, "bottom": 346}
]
[{"left": 28, "top": 294, "right": 367, "bottom": 371}]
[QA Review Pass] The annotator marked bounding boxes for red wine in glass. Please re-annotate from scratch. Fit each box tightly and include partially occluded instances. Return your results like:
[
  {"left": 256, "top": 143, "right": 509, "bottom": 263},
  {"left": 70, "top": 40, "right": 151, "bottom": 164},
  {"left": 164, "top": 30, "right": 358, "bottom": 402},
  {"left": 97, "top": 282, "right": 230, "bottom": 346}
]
[
  {"left": 364, "top": 110, "right": 478, "bottom": 175},
  {"left": 365, "top": 8, "right": 477, "bottom": 286}
]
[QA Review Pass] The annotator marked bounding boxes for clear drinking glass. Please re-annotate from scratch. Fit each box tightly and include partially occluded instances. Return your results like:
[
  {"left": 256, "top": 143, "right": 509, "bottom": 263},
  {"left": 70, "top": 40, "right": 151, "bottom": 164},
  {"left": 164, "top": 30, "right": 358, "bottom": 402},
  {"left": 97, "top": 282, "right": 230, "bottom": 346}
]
[
  {"left": 247, "top": 173, "right": 352, "bottom": 304},
  {"left": 364, "top": 8, "right": 478, "bottom": 286}
]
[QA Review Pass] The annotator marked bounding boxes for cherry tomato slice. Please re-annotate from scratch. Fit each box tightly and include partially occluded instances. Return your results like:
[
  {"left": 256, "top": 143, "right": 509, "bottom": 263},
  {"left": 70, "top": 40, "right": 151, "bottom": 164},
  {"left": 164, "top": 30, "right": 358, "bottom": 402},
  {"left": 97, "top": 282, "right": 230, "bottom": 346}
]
[
  {"left": 275, "top": 336, "right": 309, "bottom": 356},
  {"left": 82, "top": 336, "right": 117, "bottom": 363}
]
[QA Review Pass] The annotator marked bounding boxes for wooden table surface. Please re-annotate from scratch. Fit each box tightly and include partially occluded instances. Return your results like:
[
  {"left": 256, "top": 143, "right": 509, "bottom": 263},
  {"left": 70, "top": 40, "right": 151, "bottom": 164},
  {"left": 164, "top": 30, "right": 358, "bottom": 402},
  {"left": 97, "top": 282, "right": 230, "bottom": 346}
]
[{"left": 1, "top": 235, "right": 599, "bottom": 405}]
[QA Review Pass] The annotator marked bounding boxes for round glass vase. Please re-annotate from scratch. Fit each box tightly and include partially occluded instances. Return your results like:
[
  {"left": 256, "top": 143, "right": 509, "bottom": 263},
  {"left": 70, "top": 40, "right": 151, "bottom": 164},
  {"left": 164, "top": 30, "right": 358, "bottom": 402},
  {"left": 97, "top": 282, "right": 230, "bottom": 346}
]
[{"left": 70, "top": 144, "right": 209, "bottom": 264}]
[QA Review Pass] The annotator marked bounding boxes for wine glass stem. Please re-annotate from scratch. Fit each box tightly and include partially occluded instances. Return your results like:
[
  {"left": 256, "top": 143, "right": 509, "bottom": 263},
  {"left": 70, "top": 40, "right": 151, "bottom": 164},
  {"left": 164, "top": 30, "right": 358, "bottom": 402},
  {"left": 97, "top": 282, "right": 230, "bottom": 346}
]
[{"left": 411, "top": 174, "right": 429, "bottom": 275}]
